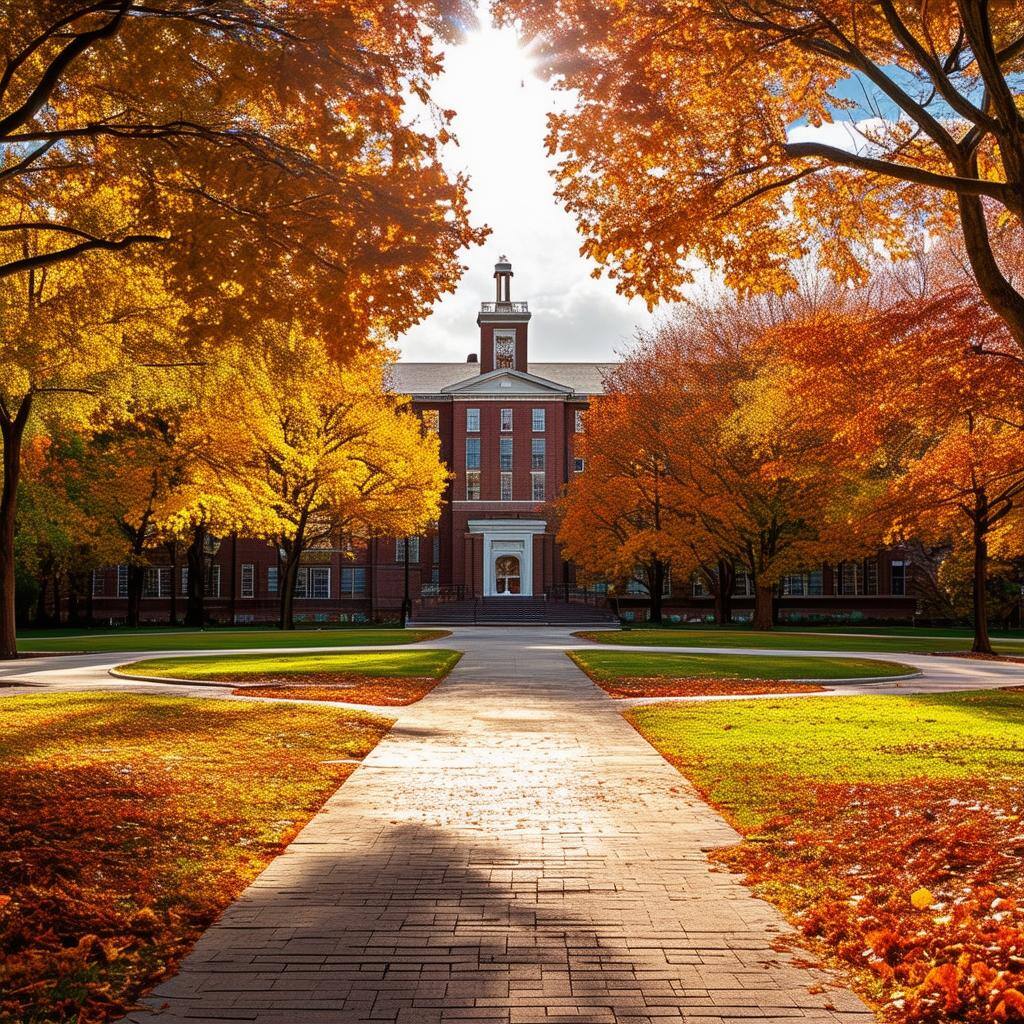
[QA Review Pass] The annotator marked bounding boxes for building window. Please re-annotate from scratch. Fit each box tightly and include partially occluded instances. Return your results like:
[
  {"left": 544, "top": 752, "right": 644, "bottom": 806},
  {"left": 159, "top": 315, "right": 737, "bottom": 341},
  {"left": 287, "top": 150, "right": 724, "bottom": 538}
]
[
  {"left": 340, "top": 566, "right": 367, "bottom": 596},
  {"left": 532, "top": 408, "right": 545, "bottom": 432},
  {"left": 466, "top": 470, "right": 481, "bottom": 500},
  {"left": 891, "top": 560, "right": 907, "bottom": 596},
  {"left": 865, "top": 559, "right": 879, "bottom": 596},
  {"left": 295, "top": 566, "right": 330, "bottom": 599},
  {"left": 466, "top": 407, "right": 480, "bottom": 432},
  {"left": 500, "top": 407, "right": 513, "bottom": 432},
  {"left": 240, "top": 563, "right": 255, "bottom": 598},
  {"left": 781, "top": 573, "right": 805, "bottom": 597},
  {"left": 495, "top": 333, "right": 515, "bottom": 369},
  {"left": 465, "top": 437, "right": 481, "bottom": 470},
  {"left": 117, "top": 564, "right": 129, "bottom": 599},
  {"left": 531, "top": 471, "right": 545, "bottom": 501},
  {"left": 92, "top": 570, "right": 105, "bottom": 597},
  {"left": 180, "top": 566, "right": 189, "bottom": 595},
  {"left": 267, "top": 566, "right": 278, "bottom": 594},
  {"left": 808, "top": 569, "right": 823, "bottom": 596},
  {"left": 142, "top": 567, "right": 171, "bottom": 599},
  {"left": 733, "top": 571, "right": 753, "bottom": 597},
  {"left": 837, "top": 561, "right": 864, "bottom": 596},
  {"left": 531, "top": 437, "right": 545, "bottom": 470},
  {"left": 421, "top": 409, "right": 439, "bottom": 433},
  {"left": 396, "top": 537, "right": 421, "bottom": 562},
  {"left": 500, "top": 471, "right": 513, "bottom": 501},
  {"left": 692, "top": 574, "right": 708, "bottom": 598},
  {"left": 627, "top": 571, "right": 672, "bottom": 597},
  {"left": 575, "top": 410, "right": 584, "bottom": 433},
  {"left": 206, "top": 564, "right": 222, "bottom": 598},
  {"left": 573, "top": 457, "right": 585, "bottom": 473},
  {"left": 499, "top": 436, "right": 513, "bottom": 470}
]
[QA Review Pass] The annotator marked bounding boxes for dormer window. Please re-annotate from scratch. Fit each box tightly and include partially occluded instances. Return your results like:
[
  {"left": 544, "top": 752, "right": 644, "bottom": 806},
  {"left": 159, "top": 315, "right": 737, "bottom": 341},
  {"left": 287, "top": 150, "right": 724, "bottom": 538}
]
[{"left": 495, "top": 332, "right": 515, "bottom": 369}]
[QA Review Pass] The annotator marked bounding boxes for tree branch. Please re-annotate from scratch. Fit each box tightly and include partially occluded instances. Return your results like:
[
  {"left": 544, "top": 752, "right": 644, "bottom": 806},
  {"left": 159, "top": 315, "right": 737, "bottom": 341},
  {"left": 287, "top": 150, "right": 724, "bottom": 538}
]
[{"left": 0, "top": 232, "right": 167, "bottom": 280}]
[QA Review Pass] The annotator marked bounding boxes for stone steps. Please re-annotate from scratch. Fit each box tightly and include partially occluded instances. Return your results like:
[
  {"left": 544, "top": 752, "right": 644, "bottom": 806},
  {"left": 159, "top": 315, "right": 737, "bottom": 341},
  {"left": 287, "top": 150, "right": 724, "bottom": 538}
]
[{"left": 410, "top": 596, "right": 618, "bottom": 626}]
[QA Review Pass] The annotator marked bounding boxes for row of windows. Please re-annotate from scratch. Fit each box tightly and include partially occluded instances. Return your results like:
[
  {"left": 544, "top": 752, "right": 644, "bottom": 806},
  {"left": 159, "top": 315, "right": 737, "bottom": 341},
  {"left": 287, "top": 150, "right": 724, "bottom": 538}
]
[
  {"left": 464, "top": 470, "right": 546, "bottom": 501},
  {"left": 95, "top": 564, "right": 370, "bottom": 599},
  {"left": 690, "top": 562, "right": 908, "bottom": 598},
  {"left": 422, "top": 408, "right": 586, "bottom": 434}
]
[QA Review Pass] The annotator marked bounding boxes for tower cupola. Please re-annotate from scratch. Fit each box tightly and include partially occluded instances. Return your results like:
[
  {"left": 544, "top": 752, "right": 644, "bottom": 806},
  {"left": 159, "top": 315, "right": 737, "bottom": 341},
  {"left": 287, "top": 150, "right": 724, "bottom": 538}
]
[{"left": 477, "top": 254, "right": 531, "bottom": 373}]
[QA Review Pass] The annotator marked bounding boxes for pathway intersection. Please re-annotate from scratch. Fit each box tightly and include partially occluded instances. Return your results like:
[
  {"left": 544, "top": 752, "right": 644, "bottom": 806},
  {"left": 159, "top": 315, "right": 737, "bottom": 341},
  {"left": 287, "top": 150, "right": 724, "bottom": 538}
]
[{"left": 4, "top": 628, "right": 1023, "bottom": 1022}]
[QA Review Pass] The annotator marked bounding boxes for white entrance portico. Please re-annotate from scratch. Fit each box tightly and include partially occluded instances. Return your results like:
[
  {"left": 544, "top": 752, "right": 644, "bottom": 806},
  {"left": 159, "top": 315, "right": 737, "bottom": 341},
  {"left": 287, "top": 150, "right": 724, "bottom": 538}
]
[{"left": 468, "top": 519, "right": 547, "bottom": 597}]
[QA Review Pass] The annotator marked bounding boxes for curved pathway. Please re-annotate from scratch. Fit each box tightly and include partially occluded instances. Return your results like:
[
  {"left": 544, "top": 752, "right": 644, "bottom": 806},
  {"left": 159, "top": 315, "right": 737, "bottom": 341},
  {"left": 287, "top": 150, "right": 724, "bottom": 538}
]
[{"left": 3, "top": 628, "right": 1022, "bottom": 1023}]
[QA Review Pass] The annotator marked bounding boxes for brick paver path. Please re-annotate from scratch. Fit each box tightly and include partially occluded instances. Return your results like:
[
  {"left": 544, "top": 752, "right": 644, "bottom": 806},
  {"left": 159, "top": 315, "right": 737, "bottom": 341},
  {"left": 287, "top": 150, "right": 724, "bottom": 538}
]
[{"left": 127, "top": 630, "right": 873, "bottom": 1024}]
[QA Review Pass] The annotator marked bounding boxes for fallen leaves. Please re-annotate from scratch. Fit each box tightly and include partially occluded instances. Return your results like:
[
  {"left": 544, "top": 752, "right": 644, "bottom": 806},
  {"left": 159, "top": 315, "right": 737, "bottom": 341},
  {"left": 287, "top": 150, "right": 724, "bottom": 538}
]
[
  {"left": 594, "top": 675, "right": 826, "bottom": 698},
  {"left": 0, "top": 692, "right": 392, "bottom": 1023}
]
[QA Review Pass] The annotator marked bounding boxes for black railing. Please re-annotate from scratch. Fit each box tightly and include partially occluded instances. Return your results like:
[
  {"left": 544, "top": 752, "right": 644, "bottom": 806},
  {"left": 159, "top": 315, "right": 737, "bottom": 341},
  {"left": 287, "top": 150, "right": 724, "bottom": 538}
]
[{"left": 546, "top": 585, "right": 611, "bottom": 607}]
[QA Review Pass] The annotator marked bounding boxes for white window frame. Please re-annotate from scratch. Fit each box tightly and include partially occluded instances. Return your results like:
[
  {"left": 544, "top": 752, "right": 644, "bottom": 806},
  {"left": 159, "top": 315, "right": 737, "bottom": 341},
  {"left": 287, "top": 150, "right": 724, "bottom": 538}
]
[
  {"left": 531, "top": 408, "right": 545, "bottom": 432},
  {"left": 117, "top": 564, "right": 129, "bottom": 599},
  {"left": 890, "top": 560, "right": 907, "bottom": 596},
  {"left": 466, "top": 407, "right": 480, "bottom": 432},
  {"left": 240, "top": 563, "right": 255, "bottom": 599},
  {"left": 267, "top": 566, "right": 279, "bottom": 594},
  {"left": 531, "top": 471, "right": 545, "bottom": 501},
  {"left": 573, "top": 457, "right": 585, "bottom": 473},
  {"left": 465, "top": 437, "right": 481, "bottom": 470},
  {"left": 574, "top": 410, "right": 584, "bottom": 433},
  {"left": 396, "top": 537, "right": 421, "bottom": 563},
  {"left": 340, "top": 566, "right": 367, "bottom": 596},
  {"left": 500, "top": 407, "right": 513, "bottom": 432},
  {"left": 206, "top": 564, "right": 221, "bottom": 598},
  {"left": 92, "top": 570, "right": 105, "bottom": 597},
  {"left": 142, "top": 566, "right": 171, "bottom": 599},
  {"left": 494, "top": 331, "right": 516, "bottom": 369},
  {"left": 531, "top": 437, "right": 545, "bottom": 470},
  {"left": 466, "top": 470, "right": 481, "bottom": 500},
  {"left": 499, "top": 436, "right": 513, "bottom": 470},
  {"left": 500, "top": 471, "right": 513, "bottom": 501}
]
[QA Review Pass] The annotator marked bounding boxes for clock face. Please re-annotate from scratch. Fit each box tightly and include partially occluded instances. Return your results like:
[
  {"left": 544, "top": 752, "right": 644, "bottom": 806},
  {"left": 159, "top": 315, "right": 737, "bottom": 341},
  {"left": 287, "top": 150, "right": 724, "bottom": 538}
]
[{"left": 495, "top": 335, "right": 515, "bottom": 368}]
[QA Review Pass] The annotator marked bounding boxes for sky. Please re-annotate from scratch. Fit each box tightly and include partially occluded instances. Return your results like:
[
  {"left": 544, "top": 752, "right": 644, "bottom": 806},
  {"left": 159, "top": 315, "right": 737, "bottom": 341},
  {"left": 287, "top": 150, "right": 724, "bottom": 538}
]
[{"left": 397, "top": 14, "right": 657, "bottom": 364}]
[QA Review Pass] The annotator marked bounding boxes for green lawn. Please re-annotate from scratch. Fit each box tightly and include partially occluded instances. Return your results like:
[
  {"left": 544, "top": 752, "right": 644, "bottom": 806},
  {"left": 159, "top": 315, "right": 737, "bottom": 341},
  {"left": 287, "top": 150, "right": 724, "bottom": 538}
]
[
  {"left": 579, "top": 625, "right": 1024, "bottom": 654},
  {"left": 570, "top": 649, "right": 913, "bottom": 683},
  {"left": 625, "top": 691, "right": 1024, "bottom": 1019},
  {"left": 627, "top": 689, "right": 1024, "bottom": 830},
  {"left": 17, "top": 626, "right": 448, "bottom": 654},
  {"left": 117, "top": 649, "right": 461, "bottom": 681}
]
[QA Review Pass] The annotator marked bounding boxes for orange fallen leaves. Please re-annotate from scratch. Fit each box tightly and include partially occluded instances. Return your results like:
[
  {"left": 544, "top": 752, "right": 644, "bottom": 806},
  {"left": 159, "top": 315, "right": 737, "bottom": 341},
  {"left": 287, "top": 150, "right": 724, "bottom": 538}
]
[
  {"left": 232, "top": 674, "right": 440, "bottom": 706},
  {"left": 593, "top": 675, "right": 826, "bottom": 699},
  {"left": 0, "top": 692, "right": 392, "bottom": 1022},
  {"left": 716, "top": 778, "right": 1024, "bottom": 1022}
]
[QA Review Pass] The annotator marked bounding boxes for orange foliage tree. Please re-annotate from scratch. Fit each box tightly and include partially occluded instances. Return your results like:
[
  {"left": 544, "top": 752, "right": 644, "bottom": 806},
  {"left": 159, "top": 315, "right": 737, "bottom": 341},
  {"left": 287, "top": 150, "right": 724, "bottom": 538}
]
[
  {"left": 785, "top": 287, "right": 1024, "bottom": 653},
  {"left": 497, "top": 1, "right": 1024, "bottom": 345},
  {"left": 559, "top": 295, "right": 873, "bottom": 628}
]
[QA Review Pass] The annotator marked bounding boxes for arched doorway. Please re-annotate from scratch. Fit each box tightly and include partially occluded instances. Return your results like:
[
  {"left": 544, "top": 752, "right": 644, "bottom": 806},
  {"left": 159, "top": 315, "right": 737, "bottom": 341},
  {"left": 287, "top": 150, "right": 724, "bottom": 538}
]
[{"left": 494, "top": 555, "right": 521, "bottom": 595}]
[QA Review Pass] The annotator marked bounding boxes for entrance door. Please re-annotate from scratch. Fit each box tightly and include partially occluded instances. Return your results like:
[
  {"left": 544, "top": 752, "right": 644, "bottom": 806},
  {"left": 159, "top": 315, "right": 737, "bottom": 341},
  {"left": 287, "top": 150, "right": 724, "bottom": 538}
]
[{"left": 494, "top": 555, "right": 521, "bottom": 595}]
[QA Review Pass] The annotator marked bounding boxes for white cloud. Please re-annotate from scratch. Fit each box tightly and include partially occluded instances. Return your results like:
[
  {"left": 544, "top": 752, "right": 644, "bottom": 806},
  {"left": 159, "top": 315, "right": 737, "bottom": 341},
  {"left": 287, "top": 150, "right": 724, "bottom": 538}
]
[{"left": 398, "top": 13, "right": 656, "bottom": 363}]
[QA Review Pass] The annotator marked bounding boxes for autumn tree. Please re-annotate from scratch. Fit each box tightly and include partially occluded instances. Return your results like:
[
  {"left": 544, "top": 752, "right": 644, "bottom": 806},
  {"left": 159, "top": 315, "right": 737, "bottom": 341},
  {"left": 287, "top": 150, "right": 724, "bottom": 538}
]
[
  {"left": 557, "top": 389, "right": 691, "bottom": 623},
  {"left": 497, "top": 2, "right": 1024, "bottom": 345},
  {"left": 193, "top": 332, "right": 448, "bottom": 630},
  {"left": 785, "top": 287, "right": 1024, "bottom": 653},
  {"left": 0, "top": 3, "right": 485, "bottom": 349}
]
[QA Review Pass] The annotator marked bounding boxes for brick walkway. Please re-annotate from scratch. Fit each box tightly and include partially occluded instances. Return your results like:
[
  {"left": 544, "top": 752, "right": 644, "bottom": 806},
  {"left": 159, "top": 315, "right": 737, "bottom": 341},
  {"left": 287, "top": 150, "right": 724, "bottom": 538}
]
[{"left": 127, "top": 631, "right": 873, "bottom": 1024}]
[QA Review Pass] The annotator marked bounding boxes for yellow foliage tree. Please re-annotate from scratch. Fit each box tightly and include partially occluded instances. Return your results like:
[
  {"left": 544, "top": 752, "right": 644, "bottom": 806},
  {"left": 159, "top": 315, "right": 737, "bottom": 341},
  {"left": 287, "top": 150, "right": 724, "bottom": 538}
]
[{"left": 190, "top": 332, "right": 448, "bottom": 629}]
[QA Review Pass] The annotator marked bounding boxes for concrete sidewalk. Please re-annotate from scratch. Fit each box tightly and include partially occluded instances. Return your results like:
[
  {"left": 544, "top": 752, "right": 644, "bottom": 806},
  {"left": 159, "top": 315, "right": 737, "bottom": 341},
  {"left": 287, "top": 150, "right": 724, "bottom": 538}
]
[{"left": 126, "top": 631, "right": 871, "bottom": 1023}]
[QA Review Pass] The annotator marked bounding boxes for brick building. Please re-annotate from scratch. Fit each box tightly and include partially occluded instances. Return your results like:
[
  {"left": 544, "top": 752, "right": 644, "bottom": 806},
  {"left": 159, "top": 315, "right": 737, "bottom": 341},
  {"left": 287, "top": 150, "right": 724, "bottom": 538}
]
[{"left": 85, "top": 257, "right": 918, "bottom": 626}]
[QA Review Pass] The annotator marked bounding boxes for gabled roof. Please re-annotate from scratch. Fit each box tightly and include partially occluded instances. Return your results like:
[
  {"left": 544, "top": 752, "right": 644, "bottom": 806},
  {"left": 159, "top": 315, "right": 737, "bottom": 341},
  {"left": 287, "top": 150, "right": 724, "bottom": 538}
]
[
  {"left": 387, "top": 361, "right": 613, "bottom": 397},
  {"left": 441, "top": 368, "right": 574, "bottom": 396}
]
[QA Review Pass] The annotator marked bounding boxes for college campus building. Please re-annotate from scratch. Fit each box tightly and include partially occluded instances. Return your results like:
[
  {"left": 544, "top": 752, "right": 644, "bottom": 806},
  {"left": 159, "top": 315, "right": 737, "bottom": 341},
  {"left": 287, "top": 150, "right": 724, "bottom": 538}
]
[{"left": 86, "top": 257, "right": 918, "bottom": 626}]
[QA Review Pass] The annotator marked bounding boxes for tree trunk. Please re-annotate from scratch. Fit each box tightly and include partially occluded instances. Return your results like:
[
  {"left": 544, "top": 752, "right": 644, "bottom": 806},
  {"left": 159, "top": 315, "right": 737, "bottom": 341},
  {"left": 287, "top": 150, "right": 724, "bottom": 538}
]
[
  {"left": 184, "top": 528, "right": 205, "bottom": 627},
  {"left": 714, "top": 558, "right": 734, "bottom": 625},
  {"left": 126, "top": 562, "right": 144, "bottom": 628},
  {"left": 0, "top": 397, "right": 31, "bottom": 658},
  {"left": 648, "top": 560, "right": 665, "bottom": 624},
  {"left": 752, "top": 583, "right": 774, "bottom": 630},
  {"left": 168, "top": 544, "right": 178, "bottom": 626},
  {"left": 279, "top": 548, "right": 301, "bottom": 630},
  {"left": 971, "top": 519, "right": 993, "bottom": 655}
]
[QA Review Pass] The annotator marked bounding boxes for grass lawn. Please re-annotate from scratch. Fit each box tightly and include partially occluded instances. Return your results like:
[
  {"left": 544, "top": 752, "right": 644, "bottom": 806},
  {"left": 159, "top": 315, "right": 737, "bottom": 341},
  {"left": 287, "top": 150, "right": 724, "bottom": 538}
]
[
  {"left": 578, "top": 626, "right": 1024, "bottom": 655},
  {"left": 627, "top": 691, "right": 1024, "bottom": 1022},
  {"left": 0, "top": 691, "right": 392, "bottom": 1023},
  {"left": 569, "top": 649, "right": 912, "bottom": 698},
  {"left": 117, "top": 649, "right": 463, "bottom": 705},
  {"left": 16, "top": 626, "right": 449, "bottom": 654}
]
